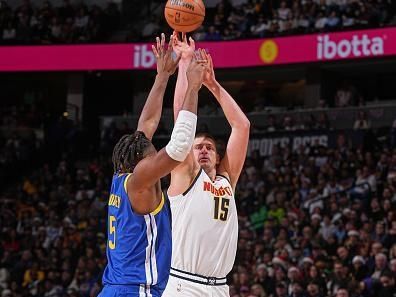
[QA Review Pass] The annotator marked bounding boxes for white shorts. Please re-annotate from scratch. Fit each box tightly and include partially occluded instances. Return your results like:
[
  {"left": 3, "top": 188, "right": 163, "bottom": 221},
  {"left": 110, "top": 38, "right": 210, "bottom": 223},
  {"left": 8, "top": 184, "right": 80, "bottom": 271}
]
[{"left": 162, "top": 275, "right": 230, "bottom": 297}]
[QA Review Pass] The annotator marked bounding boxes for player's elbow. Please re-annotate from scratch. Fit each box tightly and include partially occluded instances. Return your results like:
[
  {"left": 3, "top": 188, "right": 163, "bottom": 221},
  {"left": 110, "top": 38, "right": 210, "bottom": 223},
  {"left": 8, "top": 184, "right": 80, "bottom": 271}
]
[
  {"left": 231, "top": 117, "right": 250, "bottom": 131},
  {"left": 244, "top": 118, "right": 251, "bottom": 129},
  {"left": 239, "top": 118, "right": 250, "bottom": 132},
  {"left": 167, "top": 110, "right": 197, "bottom": 162},
  {"left": 137, "top": 119, "right": 159, "bottom": 137}
]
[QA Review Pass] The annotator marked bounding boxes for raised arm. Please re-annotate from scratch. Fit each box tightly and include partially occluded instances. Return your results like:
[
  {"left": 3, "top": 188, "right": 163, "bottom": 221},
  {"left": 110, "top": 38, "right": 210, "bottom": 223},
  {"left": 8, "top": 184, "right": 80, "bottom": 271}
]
[
  {"left": 136, "top": 33, "right": 181, "bottom": 140},
  {"left": 130, "top": 53, "right": 207, "bottom": 193},
  {"left": 172, "top": 32, "right": 196, "bottom": 122},
  {"left": 203, "top": 53, "right": 250, "bottom": 190},
  {"left": 170, "top": 33, "right": 199, "bottom": 182}
]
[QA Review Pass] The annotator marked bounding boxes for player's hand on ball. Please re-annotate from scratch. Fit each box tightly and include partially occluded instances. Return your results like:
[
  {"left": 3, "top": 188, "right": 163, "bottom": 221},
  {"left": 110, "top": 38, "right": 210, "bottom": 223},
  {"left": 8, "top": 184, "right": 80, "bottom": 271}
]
[
  {"left": 152, "top": 33, "right": 181, "bottom": 76},
  {"left": 186, "top": 49, "right": 208, "bottom": 90},
  {"left": 172, "top": 31, "right": 195, "bottom": 63},
  {"left": 201, "top": 50, "right": 216, "bottom": 87}
]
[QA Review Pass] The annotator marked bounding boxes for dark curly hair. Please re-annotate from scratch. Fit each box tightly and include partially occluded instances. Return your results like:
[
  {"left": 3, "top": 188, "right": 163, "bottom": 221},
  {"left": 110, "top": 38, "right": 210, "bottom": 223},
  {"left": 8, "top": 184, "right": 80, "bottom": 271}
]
[{"left": 112, "top": 131, "right": 151, "bottom": 173}]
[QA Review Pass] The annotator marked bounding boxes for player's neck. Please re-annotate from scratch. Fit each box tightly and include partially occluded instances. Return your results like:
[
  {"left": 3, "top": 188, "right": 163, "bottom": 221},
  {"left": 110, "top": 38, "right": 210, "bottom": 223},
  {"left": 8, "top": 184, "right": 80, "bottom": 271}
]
[{"left": 202, "top": 167, "right": 216, "bottom": 182}]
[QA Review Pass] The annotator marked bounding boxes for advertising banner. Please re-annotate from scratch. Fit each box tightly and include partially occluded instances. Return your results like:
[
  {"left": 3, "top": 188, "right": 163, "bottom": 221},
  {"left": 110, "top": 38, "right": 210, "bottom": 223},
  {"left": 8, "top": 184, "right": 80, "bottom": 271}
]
[
  {"left": 247, "top": 130, "right": 365, "bottom": 157},
  {"left": 0, "top": 27, "right": 395, "bottom": 72}
]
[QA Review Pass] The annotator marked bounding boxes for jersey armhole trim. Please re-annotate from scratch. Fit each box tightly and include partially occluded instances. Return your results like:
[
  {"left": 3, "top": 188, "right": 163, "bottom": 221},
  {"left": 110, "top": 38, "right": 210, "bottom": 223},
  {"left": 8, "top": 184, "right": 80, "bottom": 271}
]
[
  {"left": 123, "top": 173, "right": 132, "bottom": 194},
  {"left": 151, "top": 193, "right": 165, "bottom": 215},
  {"left": 216, "top": 174, "right": 231, "bottom": 185},
  {"left": 182, "top": 168, "right": 203, "bottom": 196}
]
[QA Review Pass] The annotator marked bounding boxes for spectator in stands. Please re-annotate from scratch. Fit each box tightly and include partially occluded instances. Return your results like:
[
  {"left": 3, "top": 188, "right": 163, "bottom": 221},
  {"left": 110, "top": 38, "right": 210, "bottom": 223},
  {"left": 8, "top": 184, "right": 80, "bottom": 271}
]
[
  {"left": 205, "top": 25, "right": 222, "bottom": 41},
  {"left": 315, "top": 12, "right": 328, "bottom": 31},
  {"left": 74, "top": 7, "right": 89, "bottom": 30},
  {"left": 326, "top": 11, "right": 341, "bottom": 30},
  {"left": 336, "top": 288, "right": 349, "bottom": 297},
  {"left": 335, "top": 84, "right": 354, "bottom": 107},
  {"left": 353, "top": 111, "right": 371, "bottom": 130},
  {"left": 278, "top": 1, "right": 291, "bottom": 21},
  {"left": 49, "top": 16, "right": 61, "bottom": 41},
  {"left": 379, "top": 271, "right": 395, "bottom": 296},
  {"left": 314, "top": 112, "right": 330, "bottom": 130},
  {"left": 352, "top": 255, "right": 369, "bottom": 282},
  {"left": 2, "top": 21, "right": 16, "bottom": 43},
  {"left": 274, "top": 281, "right": 288, "bottom": 297},
  {"left": 341, "top": 13, "right": 355, "bottom": 28},
  {"left": 250, "top": 15, "right": 269, "bottom": 37},
  {"left": 283, "top": 115, "right": 296, "bottom": 131},
  {"left": 372, "top": 253, "right": 391, "bottom": 280},
  {"left": 223, "top": 23, "right": 241, "bottom": 40},
  {"left": 192, "top": 25, "right": 206, "bottom": 41},
  {"left": 266, "top": 115, "right": 278, "bottom": 132}
]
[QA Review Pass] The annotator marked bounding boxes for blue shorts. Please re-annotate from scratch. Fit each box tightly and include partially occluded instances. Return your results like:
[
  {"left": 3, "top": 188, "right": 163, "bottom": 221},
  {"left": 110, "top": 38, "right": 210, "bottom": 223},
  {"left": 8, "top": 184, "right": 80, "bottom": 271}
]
[{"left": 98, "top": 284, "right": 162, "bottom": 297}]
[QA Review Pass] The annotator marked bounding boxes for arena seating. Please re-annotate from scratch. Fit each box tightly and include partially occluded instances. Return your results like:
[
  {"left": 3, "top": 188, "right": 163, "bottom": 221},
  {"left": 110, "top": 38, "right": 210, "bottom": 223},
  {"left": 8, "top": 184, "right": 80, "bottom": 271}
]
[
  {"left": 1, "top": 107, "right": 395, "bottom": 296},
  {"left": 1, "top": 0, "right": 395, "bottom": 44}
]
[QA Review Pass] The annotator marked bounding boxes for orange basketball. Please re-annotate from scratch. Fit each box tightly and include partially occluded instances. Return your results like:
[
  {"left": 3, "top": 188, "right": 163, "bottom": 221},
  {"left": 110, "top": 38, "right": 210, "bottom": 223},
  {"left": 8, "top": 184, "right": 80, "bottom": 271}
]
[{"left": 164, "top": 0, "right": 205, "bottom": 33}]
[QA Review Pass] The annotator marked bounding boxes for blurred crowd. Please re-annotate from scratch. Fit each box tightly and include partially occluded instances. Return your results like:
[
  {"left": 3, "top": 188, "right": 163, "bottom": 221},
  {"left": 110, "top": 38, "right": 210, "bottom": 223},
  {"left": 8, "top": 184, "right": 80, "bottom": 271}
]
[
  {"left": 196, "top": 0, "right": 396, "bottom": 41},
  {"left": 1, "top": 104, "right": 45, "bottom": 129},
  {"left": 1, "top": 118, "right": 396, "bottom": 297},
  {"left": 231, "top": 141, "right": 396, "bottom": 297},
  {"left": 0, "top": 102, "right": 86, "bottom": 197},
  {"left": 0, "top": 154, "right": 110, "bottom": 297},
  {"left": 0, "top": 0, "right": 120, "bottom": 44},
  {"left": 142, "top": 0, "right": 396, "bottom": 41},
  {"left": 252, "top": 111, "right": 372, "bottom": 132},
  {"left": 1, "top": 0, "right": 395, "bottom": 44},
  {"left": 0, "top": 105, "right": 43, "bottom": 184}
]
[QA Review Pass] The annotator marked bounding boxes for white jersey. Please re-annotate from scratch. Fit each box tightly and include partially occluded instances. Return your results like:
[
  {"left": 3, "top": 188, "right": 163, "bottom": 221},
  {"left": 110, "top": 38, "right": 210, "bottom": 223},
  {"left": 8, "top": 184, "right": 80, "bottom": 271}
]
[{"left": 168, "top": 168, "right": 238, "bottom": 278}]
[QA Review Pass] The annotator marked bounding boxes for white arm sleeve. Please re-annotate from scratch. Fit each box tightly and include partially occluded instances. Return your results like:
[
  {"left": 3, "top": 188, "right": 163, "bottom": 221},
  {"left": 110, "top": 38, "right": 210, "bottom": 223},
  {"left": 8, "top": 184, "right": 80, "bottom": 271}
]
[{"left": 166, "top": 110, "right": 197, "bottom": 162}]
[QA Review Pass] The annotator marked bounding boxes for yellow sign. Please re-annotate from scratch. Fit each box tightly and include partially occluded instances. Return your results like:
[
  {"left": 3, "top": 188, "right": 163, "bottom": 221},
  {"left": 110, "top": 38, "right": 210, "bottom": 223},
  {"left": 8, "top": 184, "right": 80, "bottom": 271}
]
[{"left": 259, "top": 40, "right": 279, "bottom": 64}]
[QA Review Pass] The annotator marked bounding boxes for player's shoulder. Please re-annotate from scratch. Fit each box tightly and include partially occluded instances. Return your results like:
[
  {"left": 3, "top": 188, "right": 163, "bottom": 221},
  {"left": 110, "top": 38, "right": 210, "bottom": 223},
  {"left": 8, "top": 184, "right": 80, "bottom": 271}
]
[
  {"left": 112, "top": 173, "right": 130, "bottom": 188},
  {"left": 215, "top": 171, "right": 231, "bottom": 185}
]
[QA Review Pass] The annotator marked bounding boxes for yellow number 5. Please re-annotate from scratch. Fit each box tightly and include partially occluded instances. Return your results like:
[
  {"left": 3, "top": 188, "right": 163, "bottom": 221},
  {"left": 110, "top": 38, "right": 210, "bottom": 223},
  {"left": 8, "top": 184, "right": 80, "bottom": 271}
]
[{"left": 109, "top": 216, "right": 116, "bottom": 249}]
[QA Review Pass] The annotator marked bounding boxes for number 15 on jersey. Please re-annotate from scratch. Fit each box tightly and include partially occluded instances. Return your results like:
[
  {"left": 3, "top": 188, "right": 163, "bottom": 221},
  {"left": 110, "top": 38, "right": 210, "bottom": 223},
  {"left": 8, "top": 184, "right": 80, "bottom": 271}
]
[{"left": 213, "top": 196, "right": 230, "bottom": 221}]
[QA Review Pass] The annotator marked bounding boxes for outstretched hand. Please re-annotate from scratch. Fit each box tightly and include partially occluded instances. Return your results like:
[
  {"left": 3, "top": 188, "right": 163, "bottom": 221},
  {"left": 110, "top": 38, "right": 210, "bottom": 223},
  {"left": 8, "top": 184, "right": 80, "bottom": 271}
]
[
  {"left": 186, "top": 49, "right": 209, "bottom": 90},
  {"left": 152, "top": 33, "right": 181, "bottom": 76},
  {"left": 171, "top": 31, "right": 195, "bottom": 63},
  {"left": 201, "top": 50, "right": 216, "bottom": 87}
]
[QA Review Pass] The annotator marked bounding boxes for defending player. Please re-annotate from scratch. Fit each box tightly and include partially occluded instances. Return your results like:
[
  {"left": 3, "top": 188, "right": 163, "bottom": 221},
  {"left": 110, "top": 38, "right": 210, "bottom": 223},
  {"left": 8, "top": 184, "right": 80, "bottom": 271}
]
[
  {"left": 162, "top": 34, "right": 250, "bottom": 297},
  {"left": 99, "top": 35, "right": 208, "bottom": 297}
]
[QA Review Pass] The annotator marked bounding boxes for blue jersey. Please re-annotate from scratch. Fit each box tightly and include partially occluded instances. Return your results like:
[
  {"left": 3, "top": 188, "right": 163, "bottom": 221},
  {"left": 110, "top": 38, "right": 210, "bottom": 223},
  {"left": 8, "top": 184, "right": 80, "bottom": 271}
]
[{"left": 102, "top": 173, "right": 172, "bottom": 296}]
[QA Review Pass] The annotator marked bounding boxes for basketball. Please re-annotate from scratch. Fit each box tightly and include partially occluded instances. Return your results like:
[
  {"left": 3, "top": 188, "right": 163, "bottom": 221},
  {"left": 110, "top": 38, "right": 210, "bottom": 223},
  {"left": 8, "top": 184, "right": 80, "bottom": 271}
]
[{"left": 164, "top": 0, "right": 205, "bottom": 33}]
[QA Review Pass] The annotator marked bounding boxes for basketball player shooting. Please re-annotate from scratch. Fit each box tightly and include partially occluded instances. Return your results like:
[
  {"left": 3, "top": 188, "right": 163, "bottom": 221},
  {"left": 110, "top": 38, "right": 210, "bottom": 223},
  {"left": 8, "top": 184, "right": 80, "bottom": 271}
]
[
  {"left": 162, "top": 33, "right": 250, "bottom": 297},
  {"left": 98, "top": 34, "right": 209, "bottom": 297}
]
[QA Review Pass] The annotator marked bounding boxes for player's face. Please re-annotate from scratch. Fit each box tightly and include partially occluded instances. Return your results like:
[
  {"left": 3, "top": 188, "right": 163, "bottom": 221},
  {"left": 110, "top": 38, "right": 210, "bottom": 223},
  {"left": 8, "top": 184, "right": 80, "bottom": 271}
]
[{"left": 193, "top": 137, "right": 218, "bottom": 171}]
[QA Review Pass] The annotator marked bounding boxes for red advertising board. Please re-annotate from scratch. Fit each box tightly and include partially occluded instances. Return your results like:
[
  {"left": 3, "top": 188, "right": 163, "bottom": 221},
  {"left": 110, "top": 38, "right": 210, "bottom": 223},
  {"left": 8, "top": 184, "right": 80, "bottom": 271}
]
[{"left": 0, "top": 27, "right": 395, "bottom": 72}]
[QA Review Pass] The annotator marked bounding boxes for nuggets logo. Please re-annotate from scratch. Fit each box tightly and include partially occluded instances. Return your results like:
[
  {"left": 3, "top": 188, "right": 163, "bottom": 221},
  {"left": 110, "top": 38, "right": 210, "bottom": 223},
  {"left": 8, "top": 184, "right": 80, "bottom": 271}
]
[
  {"left": 259, "top": 40, "right": 278, "bottom": 64},
  {"left": 203, "top": 182, "right": 232, "bottom": 197}
]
